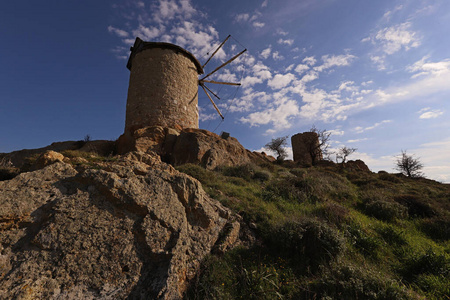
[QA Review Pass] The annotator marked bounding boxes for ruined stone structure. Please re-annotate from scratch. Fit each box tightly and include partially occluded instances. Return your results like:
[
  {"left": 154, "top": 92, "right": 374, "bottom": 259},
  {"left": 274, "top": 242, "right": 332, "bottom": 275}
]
[
  {"left": 124, "top": 38, "right": 204, "bottom": 134},
  {"left": 291, "top": 132, "right": 323, "bottom": 166}
]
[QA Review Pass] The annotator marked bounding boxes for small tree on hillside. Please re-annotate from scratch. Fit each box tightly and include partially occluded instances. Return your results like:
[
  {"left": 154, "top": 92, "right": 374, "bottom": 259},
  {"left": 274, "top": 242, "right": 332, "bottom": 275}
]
[
  {"left": 336, "top": 146, "right": 357, "bottom": 164},
  {"left": 308, "top": 125, "right": 332, "bottom": 164},
  {"left": 265, "top": 136, "right": 289, "bottom": 161},
  {"left": 395, "top": 150, "right": 424, "bottom": 178}
]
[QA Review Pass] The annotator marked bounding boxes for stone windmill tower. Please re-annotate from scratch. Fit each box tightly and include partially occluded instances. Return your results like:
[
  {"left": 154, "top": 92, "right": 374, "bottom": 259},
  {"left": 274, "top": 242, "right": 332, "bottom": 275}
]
[{"left": 124, "top": 36, "right": 245, "bottom": 135}]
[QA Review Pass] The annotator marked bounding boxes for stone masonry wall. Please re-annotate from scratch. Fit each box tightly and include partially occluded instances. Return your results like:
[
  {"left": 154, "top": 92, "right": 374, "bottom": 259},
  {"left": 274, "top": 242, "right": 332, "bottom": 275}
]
[
  {"left": 125, "top": 47, "right": 199, "bottom": 134},
  {"left": 291, "top": 132, "right": 322, "bottom": 166}
]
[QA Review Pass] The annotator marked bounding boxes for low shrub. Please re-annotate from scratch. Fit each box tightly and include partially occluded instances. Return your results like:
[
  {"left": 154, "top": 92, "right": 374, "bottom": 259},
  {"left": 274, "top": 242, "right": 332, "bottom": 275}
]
[
  {"left": 400, "top": 249, "right": 449, "bottom": 283},
  {"left": 420, "top": 217, "right": 450, "bottom": 241},
  {"left": 346, "top": 223, "right": 380, "bottom": 259},
  {"left": 394, "top": 194, "right": 436, "bottom": 218},
  {"left": 361, "top": 200, "right": 408, "bottom": 222},
  {"left": 378, "top": 172, "right": 402, "bottom": 183},
  {"left": 266, "top": 219, "right": 345, "bottom": 273},
  {"left": 176, "top": 163, "right": 217, "bottom": 186},
  {"left": 375, "top": 225, "right": 407, "bottom": 246},
  {"left": 313, "top": 202, "right": 350, "bottom": 227},
  {"left": 306, "top": 263, "right": 410, "bottom": 300},
  {"left": 219, "top": 163, "right": 272, "bottom": 182}
]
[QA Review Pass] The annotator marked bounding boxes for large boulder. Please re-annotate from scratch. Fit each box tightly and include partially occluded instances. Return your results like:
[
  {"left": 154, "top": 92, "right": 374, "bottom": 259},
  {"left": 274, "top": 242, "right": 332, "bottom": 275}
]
[
  {"left": 170, "top": 128, "right": 251, "bottom": 169},
  {"left": 0, "top": 152, "right": 240, "bottom": 299},
  {"left": 118, "top": 126, "right": 263, "bottom": 170}
]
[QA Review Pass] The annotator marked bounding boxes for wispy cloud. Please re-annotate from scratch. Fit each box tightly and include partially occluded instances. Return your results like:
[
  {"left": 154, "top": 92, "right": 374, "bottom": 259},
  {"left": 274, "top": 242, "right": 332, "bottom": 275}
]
[
  {"left": 364, "top": 22, "right": 421, "bottom": 55},
  {"left": 314, "top": 54, "right": 356, "bottom": 72},
  {"left": 354, "top": 120, "right": 392, "bottom": 133},
  {"left": 108, "top": 26, "right": 129, "bottom": 38},
  {"left": 277, "top": 38, "right": 294, "bottom": 46},
  {"left": 253, "top": 21, "right": 265, "bottom": 28},
  {"left": 418, "top": 108, "right": 444, "bottom": 119}
]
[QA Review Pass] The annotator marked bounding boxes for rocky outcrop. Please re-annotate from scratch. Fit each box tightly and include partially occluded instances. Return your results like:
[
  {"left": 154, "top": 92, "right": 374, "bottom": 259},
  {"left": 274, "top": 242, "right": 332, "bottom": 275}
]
[
  {"left": 0, "top": 152, "right": 240, "bottom": 299},
  {"left": 118, "top": 126, "right": 270, "bottom": 170},
  {"left": 0, "top": 140, "right": 116, "bottom": 169},
  {"left": 345, "top": 159, "right": 371, "bottom": 172}
]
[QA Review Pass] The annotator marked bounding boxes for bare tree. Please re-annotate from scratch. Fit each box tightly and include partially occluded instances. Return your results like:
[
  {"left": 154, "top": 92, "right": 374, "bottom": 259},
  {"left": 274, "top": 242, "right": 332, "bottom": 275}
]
[
  {"left": 265, "top": 136, "right": 289, "bottom": 161},
  {"left": 395, "top": 150, "right": 424, "bottom": 178},
  {"left": 336, "top": 146, "right": 357, "bottom": 164},
  {"left": 308, "top": 125, "right": 331, "bottom": 164}
]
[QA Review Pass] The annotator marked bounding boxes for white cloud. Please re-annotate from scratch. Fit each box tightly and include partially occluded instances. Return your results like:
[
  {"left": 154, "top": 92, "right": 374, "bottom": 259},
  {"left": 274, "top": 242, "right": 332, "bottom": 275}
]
[
  {"left": 408, "top": 56, "right": 450, "bottom": 78},
  {"left": 241, "top": 76, "right": 263, "bottom": 86},
  {"left": 277, "top": 38, "right": 294, "bottom": 46},
  {"left": 409, "top": 137, "right": 450, "bottom": 183},
  {"left": 108, "top": 26, "right": 129, "bottom": 38},
  {"left": 303, "top": 56, "right": 316, "bottom": 66},
  {"left": 132, "top": 24, "right": 163, "bottom": 40},
  {"left": 235, "top": 13, "right": 250, "bottom": 22},
  {"left": 369, "top": 58, "right": 450, "bottom": 107},
  {"left": 347, "top": 138, "right": 369, "bottom": 143},
  {"left": 294, "top": 64, "right": 309, "bottom": 74},
  {"left": 240, "top": 98, "right": 300, "bottom": 131},
  {"left": 268, "top": 73, "right": 295, "bottom": 89},
  {"left": 260, "top": 47, "right": 271, "bottom": 59},
  {"left": 373, "top": 22, "right": 421, "bottom": 55},
  {"left": 261, "top": 0, "right": 269, "bottom": 8},
  {"left": 253, "top": 21, "right": 265, "bottom": 28},
  {"left": 276, "top": 29, "right": 288, "bottom": 36},
  {"left": 419, "top": 108, "right": 444, "bottom": 119},
  {"left": 382, "top": 5, "right": 404, "bottom": 21},
  {"left": 369, "top": 55, "right": 387, "bottom": 71},
  {"left": 152, "top": 0, "right": 196, "bottom": 23},
  {"left": 314, "top": 54, "right": 356, "bottom": 72},
  {"left": 272, "top": 51, "right": 284, "bottom": 60},
  {"left": 355, "top": 120, "right": 392, "bottom": 133},
  {"left": 329, "top": 129, "right": 345, "bottom": 136}
]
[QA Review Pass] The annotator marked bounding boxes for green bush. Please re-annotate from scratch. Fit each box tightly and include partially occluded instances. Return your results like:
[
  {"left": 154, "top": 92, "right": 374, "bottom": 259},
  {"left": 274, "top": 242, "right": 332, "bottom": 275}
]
[
  {"left": 376, "top": 225, "right": 407, "bottom": 246},
  {"left": 378, "top": 172, "right": 402, "bottom": 183},
  {"left": 266, "top": 219, "right": 345, "bottom": 273},
  {"left": 361, "top": 200, "right": 408, "bottom": 222},
  {"left": 346, "top": 223, "right": 380, "bottom": 259},
  {"left": 263, "top": 176, "right": 310, "bottom": 203},
  {"left": 176, "top": 163, "right": 217, "bottom": 186},
  {"left": 394, "top": 195, "right": 436, "bottom": 218},
  {"left": 400, "top": 249, "right": 449, "bottom": 282},
  {"left": 420, "top": 217, "right": 450, "bottom": 241},
  {"left": 306, "top": 263, "right": 410, "bottom": 300},
  {"left": 313, "top": 202, "right": 350, "bottom": 227}
]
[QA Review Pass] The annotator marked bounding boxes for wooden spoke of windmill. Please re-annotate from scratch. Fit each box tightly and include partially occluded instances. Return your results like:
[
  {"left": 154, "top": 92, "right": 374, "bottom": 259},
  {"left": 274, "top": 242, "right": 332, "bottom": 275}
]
[{"left": 198, "top": 35, "right": 247, "bottom": 119}]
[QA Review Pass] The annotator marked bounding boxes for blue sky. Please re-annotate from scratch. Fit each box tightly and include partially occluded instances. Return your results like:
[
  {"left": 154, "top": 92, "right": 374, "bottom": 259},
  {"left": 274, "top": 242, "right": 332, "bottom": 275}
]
[{"left": 1, "top": 0, "right": 449, "bottom": 182}]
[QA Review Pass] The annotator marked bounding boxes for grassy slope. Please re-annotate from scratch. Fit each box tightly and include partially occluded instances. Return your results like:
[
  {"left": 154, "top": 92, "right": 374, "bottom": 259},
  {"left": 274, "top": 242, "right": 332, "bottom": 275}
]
[{"left": 177, "top": 162, "right": 450, "bottom": 300}]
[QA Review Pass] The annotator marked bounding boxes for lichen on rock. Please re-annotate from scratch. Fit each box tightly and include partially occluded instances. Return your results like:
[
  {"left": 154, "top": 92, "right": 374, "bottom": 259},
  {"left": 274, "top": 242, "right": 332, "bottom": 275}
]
[{"left": 0, "top": 152, "right": 240, "bottom": 299}]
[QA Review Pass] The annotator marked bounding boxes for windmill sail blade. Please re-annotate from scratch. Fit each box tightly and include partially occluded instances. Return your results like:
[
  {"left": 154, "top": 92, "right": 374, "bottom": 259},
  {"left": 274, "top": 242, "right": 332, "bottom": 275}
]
[
  {"left": 200, "top": 79, "right": 241, "bottom": 86},
  {"left": 202, "top": 35, "right": 231, "bottom": 69},
  {"left": 200, "top": 48, "right": 247, "bottom": 81},
  {"left": 200, "top": 84, "right": 224, "bottom": 119},
  {"left": 202, "top": 84, "right": 220, "bottom": 100}
]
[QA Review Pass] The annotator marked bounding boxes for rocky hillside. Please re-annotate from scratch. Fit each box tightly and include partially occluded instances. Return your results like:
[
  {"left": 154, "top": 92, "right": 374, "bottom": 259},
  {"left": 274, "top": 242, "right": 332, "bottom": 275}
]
[{"left": 1, "top": 128, "right": 449, "bottom": 299}]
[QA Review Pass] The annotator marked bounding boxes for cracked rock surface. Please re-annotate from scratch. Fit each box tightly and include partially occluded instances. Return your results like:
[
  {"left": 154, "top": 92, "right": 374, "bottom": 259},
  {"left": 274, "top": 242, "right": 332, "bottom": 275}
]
[{"left": 0, "top": 152, "right": 239, "bottom": 299}]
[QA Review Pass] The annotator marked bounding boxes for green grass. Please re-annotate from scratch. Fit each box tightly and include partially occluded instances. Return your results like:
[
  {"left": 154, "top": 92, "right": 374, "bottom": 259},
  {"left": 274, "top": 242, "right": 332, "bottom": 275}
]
[{"left": 178, "top": 161, "right": 450, "bottom": 299}]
